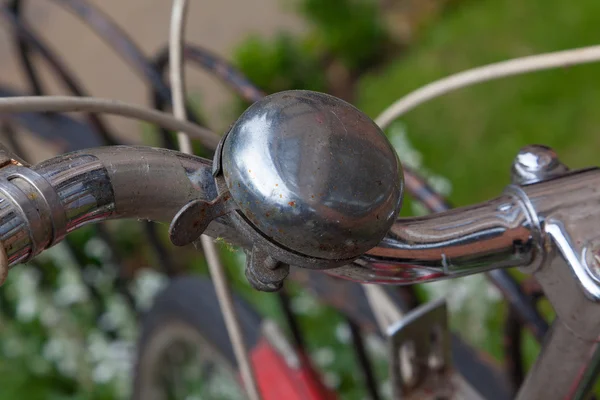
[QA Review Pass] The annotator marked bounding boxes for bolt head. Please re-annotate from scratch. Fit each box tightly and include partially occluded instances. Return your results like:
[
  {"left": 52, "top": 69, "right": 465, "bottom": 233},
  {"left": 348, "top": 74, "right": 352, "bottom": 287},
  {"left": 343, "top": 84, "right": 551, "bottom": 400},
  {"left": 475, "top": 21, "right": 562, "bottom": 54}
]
[{"left": 512, "top": 145, "right": 567, "bottom": 185}]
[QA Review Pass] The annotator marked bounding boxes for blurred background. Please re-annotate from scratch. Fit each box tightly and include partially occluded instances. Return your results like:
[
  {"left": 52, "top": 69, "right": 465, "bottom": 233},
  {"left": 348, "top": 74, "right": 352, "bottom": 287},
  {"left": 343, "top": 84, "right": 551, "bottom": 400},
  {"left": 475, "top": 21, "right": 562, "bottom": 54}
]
[{"left": 0, "top": 0, "right": 599, "bottom": 398}]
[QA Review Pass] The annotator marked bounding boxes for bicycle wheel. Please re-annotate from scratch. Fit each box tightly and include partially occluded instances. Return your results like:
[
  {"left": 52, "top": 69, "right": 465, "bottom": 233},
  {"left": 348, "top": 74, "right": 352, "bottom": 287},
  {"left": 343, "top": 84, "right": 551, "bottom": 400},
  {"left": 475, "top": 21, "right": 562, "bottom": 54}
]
[{"left": 133, "top": 276, "right": 262, "bottom": 400}]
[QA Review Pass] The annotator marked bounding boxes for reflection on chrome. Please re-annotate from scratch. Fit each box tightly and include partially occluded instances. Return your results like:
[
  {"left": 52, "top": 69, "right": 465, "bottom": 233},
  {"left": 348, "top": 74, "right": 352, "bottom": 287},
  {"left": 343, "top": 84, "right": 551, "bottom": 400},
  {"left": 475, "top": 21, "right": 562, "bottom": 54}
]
[
  {"left": 0, "top": 146, "right": 225, "bottom": 265},
  {"left": 328, "top": 196, "right": 535, "bottom": 284}
]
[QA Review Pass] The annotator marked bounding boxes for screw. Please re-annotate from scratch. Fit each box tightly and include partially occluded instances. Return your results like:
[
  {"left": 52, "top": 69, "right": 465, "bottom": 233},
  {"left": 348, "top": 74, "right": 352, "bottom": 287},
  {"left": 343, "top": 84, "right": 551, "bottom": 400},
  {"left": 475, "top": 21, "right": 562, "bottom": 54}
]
[
  {"left": 244, "top": 247, "right": 289, "bottom": 292},
  {"left": 511, "top": 145, "right": 568, "bottom": 185}
]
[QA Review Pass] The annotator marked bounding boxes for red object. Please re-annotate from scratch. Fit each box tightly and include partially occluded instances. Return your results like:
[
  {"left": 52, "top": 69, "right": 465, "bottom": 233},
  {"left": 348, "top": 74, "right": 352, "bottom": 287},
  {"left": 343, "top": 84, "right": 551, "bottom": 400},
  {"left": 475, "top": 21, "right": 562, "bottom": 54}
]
[{"left": 249, "top": 338, "right": 338, "bottom": 400}]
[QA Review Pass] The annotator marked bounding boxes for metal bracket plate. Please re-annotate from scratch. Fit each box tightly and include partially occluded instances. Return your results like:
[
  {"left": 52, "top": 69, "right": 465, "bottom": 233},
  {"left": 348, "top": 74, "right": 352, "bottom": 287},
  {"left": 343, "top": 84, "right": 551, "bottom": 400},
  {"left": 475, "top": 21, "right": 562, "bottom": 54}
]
[{"left": 387, "top": 298, "right": 473, "bottom": 399}]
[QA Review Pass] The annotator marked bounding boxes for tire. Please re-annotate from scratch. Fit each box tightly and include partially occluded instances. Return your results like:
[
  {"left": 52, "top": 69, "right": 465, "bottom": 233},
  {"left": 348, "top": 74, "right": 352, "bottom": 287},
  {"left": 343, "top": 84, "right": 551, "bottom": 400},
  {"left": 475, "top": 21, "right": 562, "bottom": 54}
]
[
  {"left": 132, "top": 275, "right": 262, "bottom": 400},
  {"left": 133, "top": 276, "right": 511, "bottom": 400}
]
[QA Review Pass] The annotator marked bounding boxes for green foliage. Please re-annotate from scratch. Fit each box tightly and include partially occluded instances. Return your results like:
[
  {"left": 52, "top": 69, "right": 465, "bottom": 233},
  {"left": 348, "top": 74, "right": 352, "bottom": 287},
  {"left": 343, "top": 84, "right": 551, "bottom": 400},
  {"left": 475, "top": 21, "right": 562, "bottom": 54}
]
[
  {"left": 357, "top": 0, "right": 600, "bottom": 206},
  {"left": 299, "top": 0, "right": 388, "bottom": 69},
  {"left": 230, "top": 0, "right": 388, "bottom": 112},
  {"left": 233, "top": 33, "right": 326, "bottom": 95},
  {"left": 356, "top": 0, "right": 600, "bottom": 368}
]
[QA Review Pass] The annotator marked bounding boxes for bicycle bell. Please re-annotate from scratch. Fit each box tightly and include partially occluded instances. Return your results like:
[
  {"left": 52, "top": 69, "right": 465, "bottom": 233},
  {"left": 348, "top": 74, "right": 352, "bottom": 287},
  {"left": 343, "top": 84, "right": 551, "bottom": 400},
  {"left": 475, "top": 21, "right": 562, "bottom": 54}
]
[{"left": 170, "top": 90, "right": 404, "bottom": 291}]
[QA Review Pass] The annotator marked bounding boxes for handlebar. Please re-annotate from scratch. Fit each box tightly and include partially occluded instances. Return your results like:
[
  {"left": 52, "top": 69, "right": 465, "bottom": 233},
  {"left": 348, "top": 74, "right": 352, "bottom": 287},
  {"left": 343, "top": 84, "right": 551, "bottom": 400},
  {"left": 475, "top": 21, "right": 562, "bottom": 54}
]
[
  {"left": 0, "top": 90, "right": 597, "bottom": 293},
  {"left": 0, "top": 146, "right": 246, "bottom": 266},
  {"left": 0, "top": 144, "right": 536, "bottom": 285}
]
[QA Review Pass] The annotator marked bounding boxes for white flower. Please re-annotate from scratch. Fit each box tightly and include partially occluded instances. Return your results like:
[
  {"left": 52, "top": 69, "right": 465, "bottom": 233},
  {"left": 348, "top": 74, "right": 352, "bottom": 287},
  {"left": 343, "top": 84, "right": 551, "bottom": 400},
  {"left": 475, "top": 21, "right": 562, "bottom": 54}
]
[
  {"left": 8, "top": 266, "right": 41, "bottom": 322},
  {"left": 42, "top": 337, "right": 63, "bottom": 361},
  {"left": 92, "top": 362, "right": 115, "bottom": 383},
  {"left": 388, "top": 123, "right": 423, "bottom": 169},
  {"left": 99, "top": 294, "right": 136, "bottom": 335},
  {"left": 45, "top": 243, "right": 79, "bottom": 269},
  {"left": 42, "top": 336, "right": 82, "bottom": 378},
  {"left": 16, "top": 295, "right": 38, "bottom": 322},
  {"left": 322, "top": 371, "right": 341, "bottom": 389},
  {"left": 81, "top": 263, "right": 117, "bottom": 293},
  {"left": 422, "top": 274, "right": 501, "bottom": 343},
  {"left": 57, "top": 354, "right": 79, "bottom": 377},
  {"left": 87, "top": 332, "right": 134, "bottom": 385},
  {"left": 87, "top": 332, "right": 110, "bottom": 362},
  {"left": 131, "top": 269, "right": 168, "bottom": 311},
  {"left": 290, "top": 292, "right": 320, "bottom": 316},
  {"left": 335, "top": 322, "right": 351, "bottom": 344},
  {"left": 387, "top": 122, "right": 453, "bottom": 200},
  {"left": 427, "top": 175, "right": 452, "bottom": 197},
  {"left": 53, "top": 267, "right": 90, "bottom": 306},
  {"left": 40, "top": 304, "right": 61, "bottom": 327},
  {"left": 312, "top": 347, "right": 335, "bottom": 368},
  {"left": 84, "top": 237, "right": 113, "bottom": 261}
]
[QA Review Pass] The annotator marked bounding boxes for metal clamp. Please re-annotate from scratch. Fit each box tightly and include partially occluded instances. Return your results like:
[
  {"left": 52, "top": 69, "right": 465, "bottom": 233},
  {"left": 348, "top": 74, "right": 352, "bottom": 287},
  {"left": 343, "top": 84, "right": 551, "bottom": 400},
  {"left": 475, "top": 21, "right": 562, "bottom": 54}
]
[
  {"left": 0, "top": 144, "right": 66, "bottom": 273},
  {"left": 386, "top": 298, "right": 483, "bottom": 399}
]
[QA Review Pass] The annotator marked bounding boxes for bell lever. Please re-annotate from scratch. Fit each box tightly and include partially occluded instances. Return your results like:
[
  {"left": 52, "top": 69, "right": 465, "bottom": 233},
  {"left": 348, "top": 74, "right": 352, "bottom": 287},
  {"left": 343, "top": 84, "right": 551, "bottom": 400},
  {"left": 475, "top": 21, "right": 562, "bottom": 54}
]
[{"left": 169, "top": 190, "right": 237, "bottom": 246}]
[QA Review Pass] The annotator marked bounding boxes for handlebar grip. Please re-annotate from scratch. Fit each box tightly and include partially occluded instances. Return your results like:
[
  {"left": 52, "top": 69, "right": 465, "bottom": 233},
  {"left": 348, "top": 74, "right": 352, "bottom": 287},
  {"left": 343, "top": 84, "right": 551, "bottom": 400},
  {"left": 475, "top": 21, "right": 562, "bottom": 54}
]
[{"left": 0, "top": 146, "right": 240, "bottom": 272}]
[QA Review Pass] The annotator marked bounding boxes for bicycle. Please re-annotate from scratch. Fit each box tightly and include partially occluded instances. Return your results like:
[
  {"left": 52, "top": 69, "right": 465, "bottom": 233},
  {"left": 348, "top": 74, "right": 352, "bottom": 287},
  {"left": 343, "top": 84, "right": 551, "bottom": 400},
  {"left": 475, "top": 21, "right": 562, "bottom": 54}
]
[{"left": 1, "top": 1, "right": 599, "bottom": 399}]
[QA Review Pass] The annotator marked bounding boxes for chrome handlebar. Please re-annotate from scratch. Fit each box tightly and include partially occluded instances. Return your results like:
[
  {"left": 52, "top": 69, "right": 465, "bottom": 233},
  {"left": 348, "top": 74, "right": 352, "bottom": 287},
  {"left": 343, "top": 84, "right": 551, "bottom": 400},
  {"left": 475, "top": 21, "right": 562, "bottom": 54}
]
[
  {"left": 0, "top": 91, "right": 597, "bottom": 294},
  {"left": 339, "top": 193, "right": 534, "bottom": 283},
  {"left": 0, "top": 145, "right": 245, "bottom": 266},
  {"left": 0, "top": 143, "right": 532, "bottom": 264},
  {"left": 1, "top": 139, "right": 589, "bottom": 287}
]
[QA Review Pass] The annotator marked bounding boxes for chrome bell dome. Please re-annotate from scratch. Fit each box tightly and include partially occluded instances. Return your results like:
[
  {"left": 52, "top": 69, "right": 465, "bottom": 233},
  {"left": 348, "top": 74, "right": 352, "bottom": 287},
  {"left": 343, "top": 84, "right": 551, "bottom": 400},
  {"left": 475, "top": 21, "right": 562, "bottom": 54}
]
[{"left": 220, "top": 90, "right": 404, "bottom": 261}]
